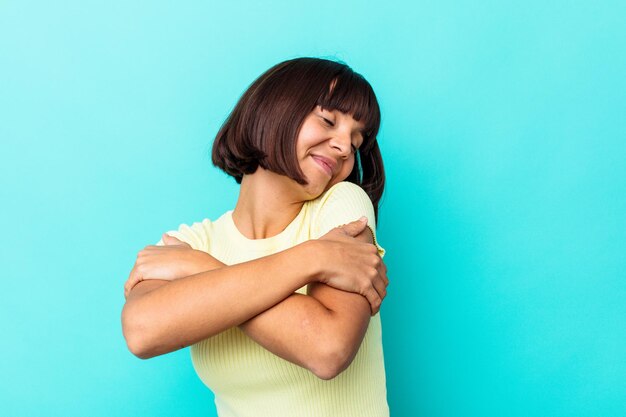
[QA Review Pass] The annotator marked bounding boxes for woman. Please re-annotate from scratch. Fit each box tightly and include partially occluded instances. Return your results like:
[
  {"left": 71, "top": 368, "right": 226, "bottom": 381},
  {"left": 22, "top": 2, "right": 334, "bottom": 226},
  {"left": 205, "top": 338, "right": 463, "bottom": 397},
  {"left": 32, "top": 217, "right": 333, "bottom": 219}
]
[{"left": 121, "top": 57, "right": 390, "bottom": 417}]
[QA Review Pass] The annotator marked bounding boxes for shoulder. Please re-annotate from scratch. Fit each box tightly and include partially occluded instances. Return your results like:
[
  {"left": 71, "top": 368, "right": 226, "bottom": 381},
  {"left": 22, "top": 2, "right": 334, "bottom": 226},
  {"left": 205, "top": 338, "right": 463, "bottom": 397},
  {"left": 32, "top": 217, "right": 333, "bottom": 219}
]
[
  {"left": 310, "top": 181, "right": 386, "bottom": 258},
  {"left": 310, "top": 182, "right": 385, "bottom": 257},
  {"left": 310, "top": 181, "right": 374, "bottom": 222},
  {"left": 316, "top": 181, "right": 371, "bottom": 205},
  {"left": 313, "top": 180, "right": 374, "bottom": 212}
]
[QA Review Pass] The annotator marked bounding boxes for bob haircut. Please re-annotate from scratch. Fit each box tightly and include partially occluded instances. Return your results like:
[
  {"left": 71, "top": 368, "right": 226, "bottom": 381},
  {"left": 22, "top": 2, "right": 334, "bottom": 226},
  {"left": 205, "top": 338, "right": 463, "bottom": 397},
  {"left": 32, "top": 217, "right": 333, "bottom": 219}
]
[{"left": 212, "top": 57, "right": 385, "bottom": 219}]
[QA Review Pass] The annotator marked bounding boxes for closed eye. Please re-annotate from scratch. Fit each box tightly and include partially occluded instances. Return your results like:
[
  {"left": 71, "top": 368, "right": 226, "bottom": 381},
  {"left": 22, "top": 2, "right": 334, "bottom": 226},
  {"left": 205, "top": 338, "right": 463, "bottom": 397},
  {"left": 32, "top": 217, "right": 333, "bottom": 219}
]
[{"left": 322, "top": 117, "right": 335, "bottom": 127}]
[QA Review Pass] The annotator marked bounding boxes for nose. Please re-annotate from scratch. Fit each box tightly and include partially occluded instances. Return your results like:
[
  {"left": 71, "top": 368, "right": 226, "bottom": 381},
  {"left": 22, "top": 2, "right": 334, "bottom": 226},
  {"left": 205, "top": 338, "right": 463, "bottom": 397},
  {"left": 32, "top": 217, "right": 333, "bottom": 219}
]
[{"left": 329, "top": 130, "right": 352, "bottom": 158}]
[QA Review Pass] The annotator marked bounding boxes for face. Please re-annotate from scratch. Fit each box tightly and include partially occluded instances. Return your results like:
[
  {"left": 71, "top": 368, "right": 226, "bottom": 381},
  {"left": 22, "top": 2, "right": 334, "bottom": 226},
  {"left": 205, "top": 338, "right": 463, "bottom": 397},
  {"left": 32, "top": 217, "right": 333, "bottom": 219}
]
[{"left": 295, "top": 105, "right": 366, "bottom": 198}]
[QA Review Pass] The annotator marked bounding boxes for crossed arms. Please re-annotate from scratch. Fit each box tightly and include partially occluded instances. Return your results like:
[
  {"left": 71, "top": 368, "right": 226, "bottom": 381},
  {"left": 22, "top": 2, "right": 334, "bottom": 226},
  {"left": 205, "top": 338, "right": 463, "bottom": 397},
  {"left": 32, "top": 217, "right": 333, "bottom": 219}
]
[{"left": 121, "top": 219, "right": 388, "bottom": 380}]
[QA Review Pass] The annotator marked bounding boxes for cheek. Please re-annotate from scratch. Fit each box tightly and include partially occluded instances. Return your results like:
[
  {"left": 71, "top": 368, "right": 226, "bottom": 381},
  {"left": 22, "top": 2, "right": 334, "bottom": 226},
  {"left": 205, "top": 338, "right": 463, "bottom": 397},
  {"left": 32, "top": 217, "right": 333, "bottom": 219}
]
[
  {"left": 296, "top": 132, "right": 320, "bottom": 157},
  {"left": 338, "top": 158, "right": 356, "bottom": 180}
]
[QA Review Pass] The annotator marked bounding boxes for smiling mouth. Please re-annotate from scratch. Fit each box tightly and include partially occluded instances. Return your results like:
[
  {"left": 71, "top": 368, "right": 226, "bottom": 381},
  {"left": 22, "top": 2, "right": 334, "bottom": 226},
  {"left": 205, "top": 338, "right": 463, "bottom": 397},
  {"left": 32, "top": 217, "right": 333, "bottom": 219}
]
[{"left": 311, "top": 156, "right": 333, "bottom": 176}]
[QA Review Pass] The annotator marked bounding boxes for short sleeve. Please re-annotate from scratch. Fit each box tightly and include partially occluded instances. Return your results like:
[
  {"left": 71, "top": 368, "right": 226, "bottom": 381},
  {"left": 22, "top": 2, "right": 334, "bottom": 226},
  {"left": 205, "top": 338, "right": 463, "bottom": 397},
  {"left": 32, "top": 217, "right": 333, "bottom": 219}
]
[
  {"left": 312, "top": 182, "right": 386, "bottom": 258},
  {"left": 155, "top": 219, "right": 213, "bottom": 253}
]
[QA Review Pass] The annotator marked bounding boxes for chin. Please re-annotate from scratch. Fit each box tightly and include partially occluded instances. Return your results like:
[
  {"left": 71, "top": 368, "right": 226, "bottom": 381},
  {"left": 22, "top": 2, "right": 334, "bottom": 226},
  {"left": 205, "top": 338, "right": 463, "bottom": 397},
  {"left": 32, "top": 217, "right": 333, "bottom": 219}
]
[
  {"left": 304, "top": 187, "right": 325, "bottom": 200},
  {"left": 302, "top": 179, "right": 331, "bottom": 200}
]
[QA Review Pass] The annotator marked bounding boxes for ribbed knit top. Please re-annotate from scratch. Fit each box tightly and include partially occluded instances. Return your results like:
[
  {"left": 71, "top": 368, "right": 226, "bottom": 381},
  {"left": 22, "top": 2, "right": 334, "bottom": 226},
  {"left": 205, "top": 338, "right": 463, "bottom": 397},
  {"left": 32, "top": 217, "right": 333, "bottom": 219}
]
[{"left": 164, "top": 181, "right": 389, "bottom": 417}]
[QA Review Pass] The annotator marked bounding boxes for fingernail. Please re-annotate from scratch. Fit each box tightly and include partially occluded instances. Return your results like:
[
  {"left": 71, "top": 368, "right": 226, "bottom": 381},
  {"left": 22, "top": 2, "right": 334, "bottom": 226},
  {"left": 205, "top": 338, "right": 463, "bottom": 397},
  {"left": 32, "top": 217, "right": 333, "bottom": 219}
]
[{"left": 359, "top": 216, "right": 367, "bottom": 222}]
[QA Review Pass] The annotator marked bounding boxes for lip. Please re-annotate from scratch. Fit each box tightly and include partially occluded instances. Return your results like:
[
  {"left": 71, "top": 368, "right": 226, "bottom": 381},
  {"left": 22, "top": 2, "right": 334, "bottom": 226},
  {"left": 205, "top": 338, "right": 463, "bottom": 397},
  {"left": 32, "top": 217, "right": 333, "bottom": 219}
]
[{"left": 311, "top": 155, "right": 336, "bottom": 177}]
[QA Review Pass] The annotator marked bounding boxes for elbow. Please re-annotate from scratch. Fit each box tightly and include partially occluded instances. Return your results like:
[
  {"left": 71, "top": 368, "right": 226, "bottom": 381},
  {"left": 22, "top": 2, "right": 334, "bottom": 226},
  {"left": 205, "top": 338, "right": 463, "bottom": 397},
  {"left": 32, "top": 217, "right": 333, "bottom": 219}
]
[
  {"left": 125, "top": 336, "right": 154, "bottom": 360},
  {"left": 121, "top": 303, "right": 158, "bottom": 360},
  {"left": 309, "top": 340, "right": 355, "bottom": 380}
]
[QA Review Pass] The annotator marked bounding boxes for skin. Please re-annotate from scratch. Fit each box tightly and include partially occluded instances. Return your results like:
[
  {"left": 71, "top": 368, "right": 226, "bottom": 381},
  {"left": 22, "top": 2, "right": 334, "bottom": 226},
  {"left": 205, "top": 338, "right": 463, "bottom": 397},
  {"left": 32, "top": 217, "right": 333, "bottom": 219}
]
[
  {"left": 230, "top": 105, "right": 365, "bottom": 239},
  {"left": 121, "top": 106, "right": 388, "bottom": 379}
]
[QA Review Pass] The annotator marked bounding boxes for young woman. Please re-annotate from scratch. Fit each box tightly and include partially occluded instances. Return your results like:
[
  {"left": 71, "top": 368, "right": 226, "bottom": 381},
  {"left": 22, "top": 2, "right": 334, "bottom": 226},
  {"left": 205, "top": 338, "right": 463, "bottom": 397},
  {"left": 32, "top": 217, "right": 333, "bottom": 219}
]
[{"left": 121, "top": 57, "right": 390, "bottom": 417}]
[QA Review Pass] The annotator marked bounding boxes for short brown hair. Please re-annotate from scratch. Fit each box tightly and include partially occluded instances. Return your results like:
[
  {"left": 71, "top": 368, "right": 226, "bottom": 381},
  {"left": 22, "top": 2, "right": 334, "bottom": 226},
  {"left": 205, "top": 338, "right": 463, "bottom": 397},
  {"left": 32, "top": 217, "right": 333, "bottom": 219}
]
[{"left": 211, "top": 57, "right": 385, "bottom": 218}]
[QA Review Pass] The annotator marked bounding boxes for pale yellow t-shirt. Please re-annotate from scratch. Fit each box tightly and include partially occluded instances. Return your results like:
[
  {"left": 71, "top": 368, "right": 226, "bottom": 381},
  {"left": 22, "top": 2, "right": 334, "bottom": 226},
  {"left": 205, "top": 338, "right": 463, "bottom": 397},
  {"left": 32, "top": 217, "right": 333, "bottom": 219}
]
[{"left": 164, "top": 181, "right": 389, "bottom": 417}]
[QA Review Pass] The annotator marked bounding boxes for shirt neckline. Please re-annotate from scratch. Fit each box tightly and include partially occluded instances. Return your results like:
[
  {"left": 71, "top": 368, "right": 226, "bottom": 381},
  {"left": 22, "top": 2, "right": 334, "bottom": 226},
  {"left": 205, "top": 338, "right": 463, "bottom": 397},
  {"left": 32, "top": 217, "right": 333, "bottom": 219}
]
[{"left": 224, "top": 205, "right": 307, "bottom": 250}]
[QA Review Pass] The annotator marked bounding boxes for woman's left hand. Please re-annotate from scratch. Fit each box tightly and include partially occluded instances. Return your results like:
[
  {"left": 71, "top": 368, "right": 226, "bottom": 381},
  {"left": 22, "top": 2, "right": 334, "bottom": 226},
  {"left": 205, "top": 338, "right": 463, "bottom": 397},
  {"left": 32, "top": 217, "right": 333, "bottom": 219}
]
[{"left": 123, "top": 234, "right": 223, "bottom": 298}]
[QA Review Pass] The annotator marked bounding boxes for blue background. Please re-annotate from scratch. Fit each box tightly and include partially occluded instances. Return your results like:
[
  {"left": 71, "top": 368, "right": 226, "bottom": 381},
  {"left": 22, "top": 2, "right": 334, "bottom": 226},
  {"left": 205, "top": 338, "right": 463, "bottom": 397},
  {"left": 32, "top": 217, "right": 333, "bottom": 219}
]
[{"left": 1, "top": 1, "right": 624, "bottom": 416}]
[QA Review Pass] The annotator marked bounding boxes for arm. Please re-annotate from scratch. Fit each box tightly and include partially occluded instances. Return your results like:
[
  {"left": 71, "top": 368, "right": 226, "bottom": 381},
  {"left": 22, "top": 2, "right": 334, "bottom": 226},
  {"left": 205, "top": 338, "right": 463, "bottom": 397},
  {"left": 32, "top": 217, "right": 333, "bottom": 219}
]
[
  {"left": 121, "top": 224, "right": 384, "bottom": 361},
  {"left": 121, "top": 241, "right": 318, "bottom": 359},
  {"left": 239, "top": 226, "right": 383, "bottom": 380}
]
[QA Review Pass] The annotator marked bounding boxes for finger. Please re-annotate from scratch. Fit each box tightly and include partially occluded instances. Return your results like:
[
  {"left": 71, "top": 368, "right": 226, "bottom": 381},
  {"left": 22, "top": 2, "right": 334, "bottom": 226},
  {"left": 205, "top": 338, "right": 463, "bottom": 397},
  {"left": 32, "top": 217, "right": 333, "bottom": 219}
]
[
  {"left": 162, "top": 233, "right": 186, "bottom": 246},
  {"left": 371, "top": 298, "right": 380, "bottom": 316},
  {"left": 124, "top": 275, "right": 136, "bottom": 299},
  {"left": 378, "top": 261, "right": 389, "bottom": 286},
  {"left": 124, "top": 271, "right": 133, "bottom": 297},
  {"left": 363, "top": 288, "right": 382, "bottom": 316},
  {"left": 373, "top": 276, "right": 387, "bottom": 301},
  {"left": 340, "top": 217, "right": 368, "bottom": 237},
  {"left": 125, "top": 276, "right": 141, "bottom": 298},
  {"left": 124, "top": 268, "right": 143, "bottom": 298}
]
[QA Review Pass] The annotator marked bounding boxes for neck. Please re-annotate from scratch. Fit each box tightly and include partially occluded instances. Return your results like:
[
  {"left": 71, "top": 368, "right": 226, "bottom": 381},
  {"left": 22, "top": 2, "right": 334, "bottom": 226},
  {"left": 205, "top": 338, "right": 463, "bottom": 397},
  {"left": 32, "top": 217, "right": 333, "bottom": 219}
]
[{"left": 231, "top": 168, "right": 305, "bottom": 239}]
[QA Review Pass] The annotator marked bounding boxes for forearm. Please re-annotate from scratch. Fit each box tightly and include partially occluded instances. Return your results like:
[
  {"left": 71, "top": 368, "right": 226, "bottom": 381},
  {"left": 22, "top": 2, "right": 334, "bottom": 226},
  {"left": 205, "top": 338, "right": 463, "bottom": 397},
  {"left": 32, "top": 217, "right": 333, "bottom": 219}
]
[
  {"left": 239, "top": 227, "right": 376, "bottom": 379},
  {"left": 121, "top": 241, "right": 318, "bottom": 359},
  {"left": 239, "top": 284, "right": 370, "bottom": 379},
  {"left": 182, "top": 249, "right": 371, "bottom": 378}
]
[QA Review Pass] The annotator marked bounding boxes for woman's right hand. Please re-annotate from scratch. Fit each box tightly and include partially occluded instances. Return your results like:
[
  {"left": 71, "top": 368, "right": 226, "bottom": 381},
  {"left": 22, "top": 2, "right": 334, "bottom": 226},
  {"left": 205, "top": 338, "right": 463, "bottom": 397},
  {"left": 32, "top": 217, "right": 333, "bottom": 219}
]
[{"left": 314, "top": 217, "right": 389, "bottom": 314}]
